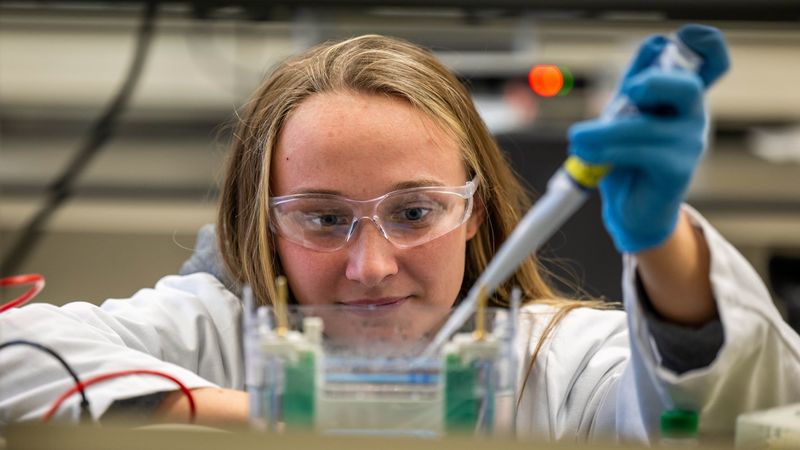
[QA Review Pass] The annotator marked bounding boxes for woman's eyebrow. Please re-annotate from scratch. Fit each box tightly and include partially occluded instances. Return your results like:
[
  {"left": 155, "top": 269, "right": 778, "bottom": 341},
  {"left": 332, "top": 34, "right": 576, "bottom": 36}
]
[
  {"left": 286, "top": 178, "right": 447, "bottom": 196},
  {"left": 288, "top": 188, "right": 342, "bottom": 195},
  {"left": 390, "top": 178, "right": 446, "bottom": 190}
]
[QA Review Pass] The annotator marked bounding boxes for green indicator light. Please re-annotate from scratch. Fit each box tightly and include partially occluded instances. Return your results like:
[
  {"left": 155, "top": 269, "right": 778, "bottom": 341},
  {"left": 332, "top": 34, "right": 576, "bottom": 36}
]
[{"left": 557, "top": 66, "right": 574, "bottom": 96}]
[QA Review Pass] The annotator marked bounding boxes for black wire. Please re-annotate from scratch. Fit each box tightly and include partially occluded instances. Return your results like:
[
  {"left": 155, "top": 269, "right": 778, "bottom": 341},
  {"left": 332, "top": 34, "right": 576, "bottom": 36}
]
[
  {"left": 0, "top": 339, "right": 91, "bottom": 417},
  {"left": 0, "top": 1, "right": 160, "bottom": 277}
]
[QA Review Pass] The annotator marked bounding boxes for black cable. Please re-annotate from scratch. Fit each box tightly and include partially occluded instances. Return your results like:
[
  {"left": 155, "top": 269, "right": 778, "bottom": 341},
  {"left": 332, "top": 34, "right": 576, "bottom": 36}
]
[
  {"left": 0, "top": 1, "right": 159, "bottom": 277},
  {"left": 0, "top": 339, "right": 91, "bottom": 419}
]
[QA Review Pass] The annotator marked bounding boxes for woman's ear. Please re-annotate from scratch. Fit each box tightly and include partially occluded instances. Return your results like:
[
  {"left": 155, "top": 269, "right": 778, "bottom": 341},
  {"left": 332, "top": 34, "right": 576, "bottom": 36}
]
[{"left": 465, "top": 196, "right": 485, "bottom": 241}]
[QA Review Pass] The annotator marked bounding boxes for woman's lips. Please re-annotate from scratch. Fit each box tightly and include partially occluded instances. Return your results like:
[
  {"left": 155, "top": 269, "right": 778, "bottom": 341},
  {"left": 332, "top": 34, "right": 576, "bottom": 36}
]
[{"left": 337, "top": 296, "right": 409, "bottom": 314}]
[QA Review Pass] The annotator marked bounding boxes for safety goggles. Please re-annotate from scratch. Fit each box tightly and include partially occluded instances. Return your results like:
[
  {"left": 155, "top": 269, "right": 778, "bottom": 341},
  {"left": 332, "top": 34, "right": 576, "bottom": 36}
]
[{"left": 269, "top": 178, "right": 478, "bottom": 252}]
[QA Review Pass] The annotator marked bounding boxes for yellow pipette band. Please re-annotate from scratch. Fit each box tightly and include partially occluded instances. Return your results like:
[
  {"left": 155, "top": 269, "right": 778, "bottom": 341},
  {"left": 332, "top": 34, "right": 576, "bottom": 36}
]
[{"left": 563, "top": 156, "right": 611, "bottom": 190}]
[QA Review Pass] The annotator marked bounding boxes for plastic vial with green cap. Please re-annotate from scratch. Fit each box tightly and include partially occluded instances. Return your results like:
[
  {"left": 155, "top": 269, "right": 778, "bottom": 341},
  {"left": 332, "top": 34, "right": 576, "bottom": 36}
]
[{"left": 660, "top": 409, "right": 699, "bottom": 446}]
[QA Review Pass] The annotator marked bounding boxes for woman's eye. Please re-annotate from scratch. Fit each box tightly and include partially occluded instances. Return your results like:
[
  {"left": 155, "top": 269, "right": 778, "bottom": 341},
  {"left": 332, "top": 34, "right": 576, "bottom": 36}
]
[
  {"left": 402, "top": 207, "right": 429, "bottom": 221},
  {"left": 307, "top": 213, "right": 349, "bottom": 228},
  {"left": 319, "top": 215, "right": 338, "bottom": 226},
  {"left": 391, "top": 205, "right": 437, "bottom": 225}
]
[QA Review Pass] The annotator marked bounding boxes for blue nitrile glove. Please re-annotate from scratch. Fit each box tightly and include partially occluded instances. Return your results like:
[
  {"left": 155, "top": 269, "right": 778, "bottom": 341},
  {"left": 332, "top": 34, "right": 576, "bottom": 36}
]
[{"left": 568, "top": 25, "right": 730, "bottom": 253}]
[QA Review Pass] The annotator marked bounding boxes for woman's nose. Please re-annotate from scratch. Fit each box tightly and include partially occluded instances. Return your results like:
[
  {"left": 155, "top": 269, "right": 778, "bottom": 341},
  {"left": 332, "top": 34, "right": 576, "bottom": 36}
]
[{"left": 345, "top": 219, "right": 398, "bottom": 288}]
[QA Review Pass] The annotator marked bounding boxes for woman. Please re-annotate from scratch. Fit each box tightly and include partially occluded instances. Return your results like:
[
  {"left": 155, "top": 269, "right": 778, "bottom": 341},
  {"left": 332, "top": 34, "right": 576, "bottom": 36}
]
[{"left": 2, "top": 30, "right": 798, "bottom": 442}]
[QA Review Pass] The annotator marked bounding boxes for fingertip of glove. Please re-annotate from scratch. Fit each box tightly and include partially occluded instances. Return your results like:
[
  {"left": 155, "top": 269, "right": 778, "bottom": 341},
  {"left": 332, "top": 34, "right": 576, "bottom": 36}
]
[
  {"left": 624, "top": 35, "right": 669, "bottom": 79},
  {"left": 640, "top": 34, "right": 669, "bottom": 53},
  {"left": 622, "top": 68, "right": 703, "bottom": 116},
  {"left": 676, "top": 24, "right": 724, "bottom": 54},
  {"left": 676, "top": 24, "right": 731, "bottom": 87}
]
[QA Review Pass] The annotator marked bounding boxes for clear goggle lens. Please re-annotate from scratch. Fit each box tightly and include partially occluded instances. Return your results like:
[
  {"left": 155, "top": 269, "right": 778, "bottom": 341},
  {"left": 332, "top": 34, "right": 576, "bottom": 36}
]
[{"left": 269, "top": 180, "right": 477, "bottom": 252}]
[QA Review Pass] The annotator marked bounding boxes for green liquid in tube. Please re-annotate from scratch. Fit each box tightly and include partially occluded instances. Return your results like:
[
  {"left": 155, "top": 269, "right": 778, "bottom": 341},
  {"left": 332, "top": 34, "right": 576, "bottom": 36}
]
[{"left": 660, "top": 409, "right": 699, "bottom": 447}]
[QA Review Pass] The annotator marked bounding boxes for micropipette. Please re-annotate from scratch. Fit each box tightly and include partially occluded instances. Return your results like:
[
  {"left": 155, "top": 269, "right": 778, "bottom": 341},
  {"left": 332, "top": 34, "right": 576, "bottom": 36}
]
[{"left": 422, "top": 28, "right": 707, "bottom": 359}]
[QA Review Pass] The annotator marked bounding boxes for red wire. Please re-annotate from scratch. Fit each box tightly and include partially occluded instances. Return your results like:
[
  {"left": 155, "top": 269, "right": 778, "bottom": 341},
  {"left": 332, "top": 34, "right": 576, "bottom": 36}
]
[
  {"left": 0, "top": 273, "right": 45, "bottom": 313},
  {"left": 43, "top": 369, "right": 196, "bottom": 424}
]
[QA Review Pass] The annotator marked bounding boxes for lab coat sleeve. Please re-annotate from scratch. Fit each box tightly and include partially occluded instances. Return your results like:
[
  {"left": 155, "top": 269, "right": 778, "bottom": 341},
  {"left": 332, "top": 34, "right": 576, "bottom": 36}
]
[
  {"left": 516, "top": 206, "right": 800, "bottom": 444},
  {"left": 514, "top": 304, "right": 633, "bottom": 442},
  {"left": 620, "top": 205, "right": 800, "bottom": 439},
  {"left": 0, "top": 273, "right": 244, "bottom": 425}
]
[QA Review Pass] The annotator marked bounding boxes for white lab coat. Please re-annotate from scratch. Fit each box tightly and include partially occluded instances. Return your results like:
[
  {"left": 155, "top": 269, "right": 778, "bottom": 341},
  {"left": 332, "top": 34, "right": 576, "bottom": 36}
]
[{"left": 1, "top": 207, "right": 798, "bottom": 443}]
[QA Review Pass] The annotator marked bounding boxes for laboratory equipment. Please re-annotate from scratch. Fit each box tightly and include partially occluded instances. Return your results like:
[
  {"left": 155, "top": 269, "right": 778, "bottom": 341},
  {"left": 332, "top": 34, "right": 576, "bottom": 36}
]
[
  {"left": 244, "top": 286, "right": 521, "bottom": 437},
  {"left": 0, "top": 273, "right": 45, "bottom": 312},
  {"left": 660, "top": 409, "right": 699, "bottom": 446},
  {"left": 735, "top": 403, "right": 800, "bottom": 449}
]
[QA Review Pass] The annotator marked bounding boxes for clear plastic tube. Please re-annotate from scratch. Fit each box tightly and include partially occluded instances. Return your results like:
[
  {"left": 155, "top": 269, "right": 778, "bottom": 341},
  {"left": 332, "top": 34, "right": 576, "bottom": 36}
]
[{"left": 243, "top": 286, "right": 266, "bottom": 425}]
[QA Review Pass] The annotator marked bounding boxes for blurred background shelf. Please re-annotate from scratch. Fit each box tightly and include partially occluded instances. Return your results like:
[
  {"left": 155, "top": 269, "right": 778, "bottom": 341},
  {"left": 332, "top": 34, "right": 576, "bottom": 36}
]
[{"left": 1, "top": 2, "right": 798, "bottom": 325}]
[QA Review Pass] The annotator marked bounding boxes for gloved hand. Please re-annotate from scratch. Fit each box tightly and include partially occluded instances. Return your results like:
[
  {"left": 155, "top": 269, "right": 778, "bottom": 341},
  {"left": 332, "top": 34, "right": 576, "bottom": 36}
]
[{"left": 568, "top": 24, "right": 730, "bottom": 253}]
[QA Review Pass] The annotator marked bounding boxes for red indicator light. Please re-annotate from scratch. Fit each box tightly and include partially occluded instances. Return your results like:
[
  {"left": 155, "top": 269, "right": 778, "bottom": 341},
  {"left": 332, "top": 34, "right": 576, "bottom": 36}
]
[{"left": 528, "top": 65, "right": 564, "bottom": 97}]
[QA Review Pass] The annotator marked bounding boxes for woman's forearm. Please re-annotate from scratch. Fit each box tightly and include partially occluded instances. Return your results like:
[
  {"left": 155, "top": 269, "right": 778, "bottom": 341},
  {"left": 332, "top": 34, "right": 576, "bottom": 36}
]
[
  {"left": 155, "top": 387, "right": 249, "bottom": 427},
  {"left": 635, "top": 210, "right": 717, "bottom": 326}
]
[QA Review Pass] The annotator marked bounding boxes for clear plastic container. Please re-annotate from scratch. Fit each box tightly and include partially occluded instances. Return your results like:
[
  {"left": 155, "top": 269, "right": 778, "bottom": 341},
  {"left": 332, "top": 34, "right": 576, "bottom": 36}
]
[{"left": 243, "top": 302, "right": 520, "bottom": 438}]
